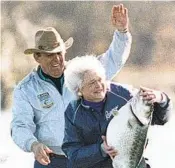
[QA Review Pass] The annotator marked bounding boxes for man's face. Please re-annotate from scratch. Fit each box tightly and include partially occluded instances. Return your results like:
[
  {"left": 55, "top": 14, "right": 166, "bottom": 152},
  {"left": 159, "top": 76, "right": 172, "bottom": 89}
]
[
  {"left": 34, "top": 51, "right": 66, "bottom": 78},
  {"left": 80, "top": 71, "right": 107, "bottom": 102}
]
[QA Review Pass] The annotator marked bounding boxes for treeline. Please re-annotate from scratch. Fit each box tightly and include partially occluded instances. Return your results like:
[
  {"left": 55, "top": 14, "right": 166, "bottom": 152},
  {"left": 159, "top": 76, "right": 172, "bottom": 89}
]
[{"left": 1, "top": 1, "right": 175, "bottom": 110}]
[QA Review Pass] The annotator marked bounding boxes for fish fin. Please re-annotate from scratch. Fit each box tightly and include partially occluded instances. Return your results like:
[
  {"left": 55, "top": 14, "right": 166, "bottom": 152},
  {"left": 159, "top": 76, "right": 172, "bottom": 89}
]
[
  {"left": 136, "top": 157, "right": 147, "bottom": 168},
  {"left": 128, "top": 119, "right": 135, "bottom": 128}
]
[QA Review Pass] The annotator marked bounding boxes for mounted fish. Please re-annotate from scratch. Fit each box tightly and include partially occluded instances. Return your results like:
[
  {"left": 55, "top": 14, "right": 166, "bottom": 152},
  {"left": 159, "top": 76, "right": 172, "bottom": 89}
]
[{"left": 106, "top": 89, "right": 154, "bottom": 168}]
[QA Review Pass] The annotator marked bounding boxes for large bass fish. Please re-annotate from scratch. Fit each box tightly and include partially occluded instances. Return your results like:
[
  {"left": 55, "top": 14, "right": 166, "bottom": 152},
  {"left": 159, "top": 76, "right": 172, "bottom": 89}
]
[{"left": 106, "top": 89, "right": 154, "bottom": 168}]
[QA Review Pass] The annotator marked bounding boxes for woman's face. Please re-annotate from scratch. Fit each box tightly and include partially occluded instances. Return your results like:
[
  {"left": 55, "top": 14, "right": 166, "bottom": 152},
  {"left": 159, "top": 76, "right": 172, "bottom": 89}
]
[{"left": 80, "top": 70, "right": 107, "bottom": 102}]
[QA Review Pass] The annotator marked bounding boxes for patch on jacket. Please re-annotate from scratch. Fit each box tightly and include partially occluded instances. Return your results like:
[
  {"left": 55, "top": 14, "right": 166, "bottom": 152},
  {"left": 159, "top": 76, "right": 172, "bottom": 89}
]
[
  {"left": 105, "top": 106, "right": 119, "bottom": 120},
  {"left": 37, "top": 92, "right": 54, "bottom": 108}
]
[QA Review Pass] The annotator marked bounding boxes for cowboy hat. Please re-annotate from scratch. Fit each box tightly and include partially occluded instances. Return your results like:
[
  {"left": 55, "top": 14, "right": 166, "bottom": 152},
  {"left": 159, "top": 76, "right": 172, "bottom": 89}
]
[{"left": 24, "top": 27, "right": 73, "bottom": 54}]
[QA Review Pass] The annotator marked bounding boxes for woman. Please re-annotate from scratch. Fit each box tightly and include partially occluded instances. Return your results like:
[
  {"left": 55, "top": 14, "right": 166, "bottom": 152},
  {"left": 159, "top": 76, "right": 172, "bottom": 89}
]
[{"left": 62, "top": 55, "right": 172, "bottom": 168}]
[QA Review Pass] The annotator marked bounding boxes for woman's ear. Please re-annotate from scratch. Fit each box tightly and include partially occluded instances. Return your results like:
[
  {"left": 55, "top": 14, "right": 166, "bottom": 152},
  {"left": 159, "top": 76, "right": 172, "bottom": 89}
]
[
  {"left": 77, "top": 91, "right": 82, "bottom": 97},
  {"left": 77, "top": 89, "right": 83, "bottom": 97}
]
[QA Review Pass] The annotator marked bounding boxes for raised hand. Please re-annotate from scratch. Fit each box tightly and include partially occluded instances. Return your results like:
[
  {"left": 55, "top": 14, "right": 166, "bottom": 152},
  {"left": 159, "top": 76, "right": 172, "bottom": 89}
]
[
  {"left": 140, "top": 86, "right": 164, "bottom": 104},
  {"left": 111, "top": 4, "right": 129, "bottom": 32}
]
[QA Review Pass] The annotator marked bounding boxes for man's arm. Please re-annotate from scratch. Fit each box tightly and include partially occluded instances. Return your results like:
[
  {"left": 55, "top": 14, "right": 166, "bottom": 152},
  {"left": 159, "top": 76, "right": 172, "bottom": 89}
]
[
  {"left": 98, "top": 4, "right": 132, "bottom": 80},
  {"left": 11, "top": 87, "right": 38, "bottom": 152},
  {"left": 152, "top": 95, "right": 172, "bottom": 125},
  {"left": 121, "top": 85, "right": 172, "bottom": 125},
  {"left": 11, "top": 87, "right": 53, "bottom": 165},
  {"left": 140, "top": 86, "right": 173, "bottom": 125}
]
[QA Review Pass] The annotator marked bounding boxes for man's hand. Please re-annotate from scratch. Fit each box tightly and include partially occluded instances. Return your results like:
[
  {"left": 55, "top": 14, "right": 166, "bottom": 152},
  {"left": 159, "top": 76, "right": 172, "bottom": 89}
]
[
  {"left": 31, "top": 142, "right": 53, "bottom": 165},
  {"left": 101, "top": 136, "right": 118, "bottom": 160},
  {"left": 140, "top": 86, "right": 164, "bottom": 104},
  {"left": 111, "top": 4, "right": 129, "bottom": 32}
]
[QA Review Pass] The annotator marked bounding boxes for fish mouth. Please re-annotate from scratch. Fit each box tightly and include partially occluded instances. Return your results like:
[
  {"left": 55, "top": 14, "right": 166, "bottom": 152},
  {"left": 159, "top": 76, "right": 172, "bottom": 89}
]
[
  {"left": 145, "top": 104, "right": 154, "bottom": 118},
  {"left": 129, "top": 104, "right": 152, "bottom": 126}
]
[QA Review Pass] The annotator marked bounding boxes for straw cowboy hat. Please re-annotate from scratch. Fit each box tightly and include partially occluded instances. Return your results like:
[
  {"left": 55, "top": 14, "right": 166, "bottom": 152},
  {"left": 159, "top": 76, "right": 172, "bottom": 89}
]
[{"left": 24, "top": 27, "right": 73, "bottom": 54}]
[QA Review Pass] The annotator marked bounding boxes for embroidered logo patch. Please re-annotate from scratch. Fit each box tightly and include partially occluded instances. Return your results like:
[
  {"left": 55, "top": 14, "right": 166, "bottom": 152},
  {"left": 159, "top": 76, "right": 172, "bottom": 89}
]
[
  {"left": 105, "top": 106, "right": 119, "bottom": 120},
  {"left": 37, "top": 92, "right": 54, "bottom": 108},
  {"left": 111, "top": 106, "right": 119, "bottom": 116},
  {"left": 105, "top": 110, "right": 112, "bottom": 120}
]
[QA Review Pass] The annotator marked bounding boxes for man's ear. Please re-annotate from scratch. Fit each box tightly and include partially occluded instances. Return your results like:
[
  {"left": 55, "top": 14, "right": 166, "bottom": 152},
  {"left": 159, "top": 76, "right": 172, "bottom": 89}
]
[{"left": 33, "top": 53, "right": 41, "bottom": 63}]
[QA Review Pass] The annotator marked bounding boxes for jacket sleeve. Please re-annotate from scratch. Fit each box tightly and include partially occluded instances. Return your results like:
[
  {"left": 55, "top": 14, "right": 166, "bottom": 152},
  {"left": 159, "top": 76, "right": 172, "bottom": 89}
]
[
  {"left": 119, "top": 84, "right": 173, "bottom": 125},
  {"left": 151, "top": 93, "right": 173, "bottom": 125},
  {"left": 62, "top": 104, "right": 107, "bottom": 168},
  {"left": 97, "top": 31, "right": 132, "bottom": 80},
  {"left": 11, "top": 87, "right": 38, "bottom": 152}
]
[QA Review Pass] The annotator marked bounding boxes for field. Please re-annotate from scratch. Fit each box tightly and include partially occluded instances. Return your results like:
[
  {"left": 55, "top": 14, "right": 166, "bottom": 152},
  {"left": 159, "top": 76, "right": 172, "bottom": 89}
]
[{"left": 0, "top": 111, "right": 175, "bottom": 168}]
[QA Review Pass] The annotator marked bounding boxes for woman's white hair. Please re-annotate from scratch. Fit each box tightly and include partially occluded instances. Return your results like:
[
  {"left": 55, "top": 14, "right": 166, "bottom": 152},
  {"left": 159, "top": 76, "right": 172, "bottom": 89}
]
[{"left": 64, "top": 55, "right": 106, "bottom": 95}]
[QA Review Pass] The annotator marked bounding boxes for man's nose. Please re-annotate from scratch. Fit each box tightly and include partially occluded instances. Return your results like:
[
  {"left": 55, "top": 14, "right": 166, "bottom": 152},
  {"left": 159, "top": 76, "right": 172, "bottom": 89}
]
[{"left": 53, "top": 53, "right": 62, "bottom": 62}]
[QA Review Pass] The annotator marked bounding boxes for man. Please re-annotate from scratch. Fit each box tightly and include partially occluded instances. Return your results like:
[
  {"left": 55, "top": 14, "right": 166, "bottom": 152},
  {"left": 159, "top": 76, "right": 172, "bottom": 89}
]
[{"left": 11, "top": 4, "right": 132, "bottom": 168}]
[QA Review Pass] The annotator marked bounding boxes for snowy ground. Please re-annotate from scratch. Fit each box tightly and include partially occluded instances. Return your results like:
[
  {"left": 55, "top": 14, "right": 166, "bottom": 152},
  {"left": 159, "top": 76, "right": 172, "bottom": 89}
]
[
  {"left": 0, "top": 111, "right": 175, "bottom": 168},
  {"left": 0, "top": 111, "right": 34, "bottom": 168}
]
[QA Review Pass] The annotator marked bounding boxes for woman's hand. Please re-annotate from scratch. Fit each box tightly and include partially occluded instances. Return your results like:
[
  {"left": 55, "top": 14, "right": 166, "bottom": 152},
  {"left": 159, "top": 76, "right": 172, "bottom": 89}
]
[{"left": 101, "top": 136, "right": 118, "bottom": 160}]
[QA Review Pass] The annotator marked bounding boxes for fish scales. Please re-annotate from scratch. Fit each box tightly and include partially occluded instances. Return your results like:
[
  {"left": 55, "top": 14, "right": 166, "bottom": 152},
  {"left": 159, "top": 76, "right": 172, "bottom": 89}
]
[{"left": 106, "top": 90, "right": 153, "bottom": 168}]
